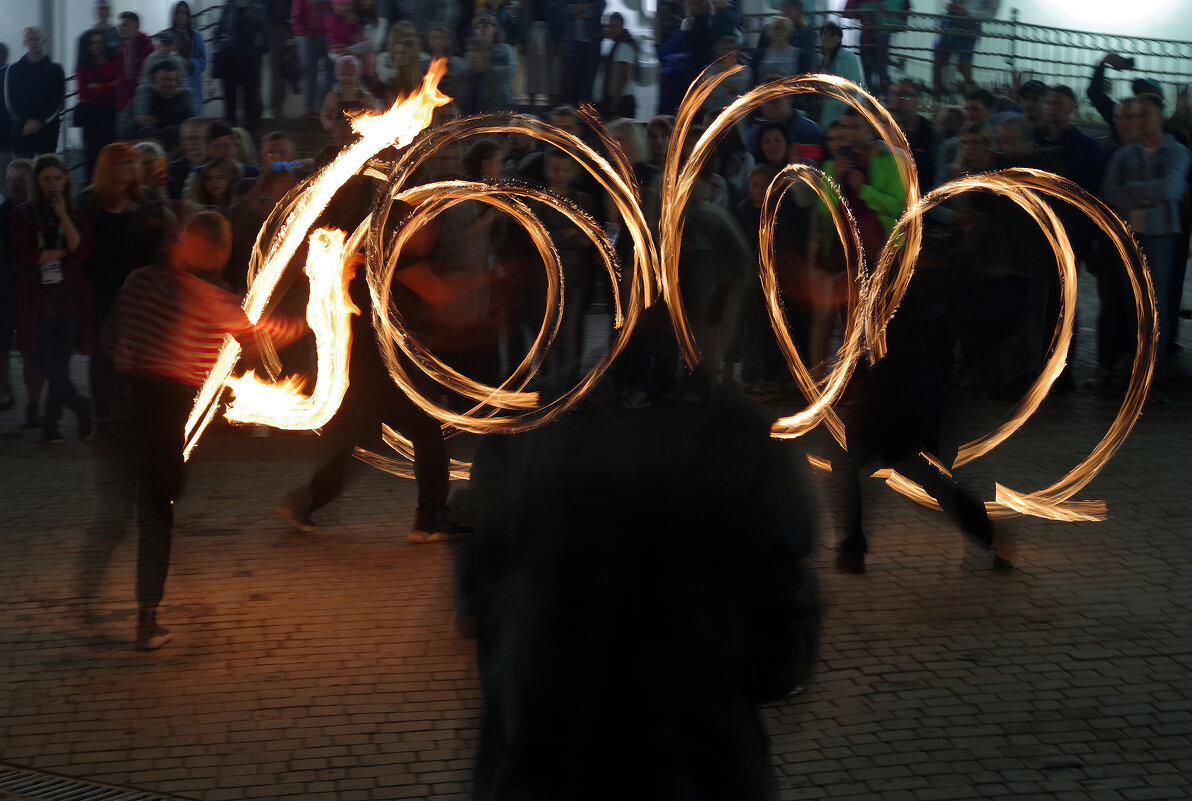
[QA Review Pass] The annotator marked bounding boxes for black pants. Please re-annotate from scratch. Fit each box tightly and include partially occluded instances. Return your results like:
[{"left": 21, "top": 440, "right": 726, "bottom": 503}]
[
  {"left": 77, "top": 104, "right": 117, "bottom": 181},
  {"left": 79, "top": 376, "right": 192, "bottom": 608},
  {"left": 90, "top": 291, "right": 125, "bottom": 421},
  {"left": 34, "top": 312, "right": 86, "bottom": 437},
  {"left": 833, "top": 445, "right": 992, "bottom": 556},
  {"left": 12, "top": 120, "right": 60, "bottom": 158},
  {"left": 222, "top": 56, "right": 263, "bottom": 133},
  {"left": 306, "top": 378, "right": 449, "bottom": 532}
]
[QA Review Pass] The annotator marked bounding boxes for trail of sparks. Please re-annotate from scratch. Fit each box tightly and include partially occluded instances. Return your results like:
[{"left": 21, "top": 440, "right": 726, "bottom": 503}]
[{"left": 181, "top": 61, "right": 1155, "bottom": 524}]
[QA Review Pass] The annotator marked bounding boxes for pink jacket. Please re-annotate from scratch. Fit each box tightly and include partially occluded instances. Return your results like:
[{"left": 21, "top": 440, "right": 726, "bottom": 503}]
[{"left": 290, "top": 0, "right": 331, "bottom": 37}]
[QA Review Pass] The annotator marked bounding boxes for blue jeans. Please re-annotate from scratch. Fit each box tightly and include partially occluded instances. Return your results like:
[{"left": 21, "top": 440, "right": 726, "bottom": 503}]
[{"left": 1138, "top": 234, "right": 1174, "bottom": 379}]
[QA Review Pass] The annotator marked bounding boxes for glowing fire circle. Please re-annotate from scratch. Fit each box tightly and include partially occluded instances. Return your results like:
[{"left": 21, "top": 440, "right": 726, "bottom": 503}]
[{"left": 183, "top": 60, "right": 1157, "bottom": 523}]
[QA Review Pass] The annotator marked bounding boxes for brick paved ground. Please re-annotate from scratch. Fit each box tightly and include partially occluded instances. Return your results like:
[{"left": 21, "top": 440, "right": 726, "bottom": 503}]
[{"left": 1, "top": 278, "right": 1190, "bottom": 800}]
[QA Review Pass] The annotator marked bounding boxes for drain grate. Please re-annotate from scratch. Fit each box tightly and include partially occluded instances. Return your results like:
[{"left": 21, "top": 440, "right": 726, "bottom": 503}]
[{"left": 0, "top": 764, "right": 195, "bottom": 801}]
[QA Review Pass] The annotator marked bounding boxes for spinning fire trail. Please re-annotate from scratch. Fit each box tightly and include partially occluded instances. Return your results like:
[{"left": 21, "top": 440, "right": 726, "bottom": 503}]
[{"left": 183, "top": 59, "right": 1158, "bottom": 523}]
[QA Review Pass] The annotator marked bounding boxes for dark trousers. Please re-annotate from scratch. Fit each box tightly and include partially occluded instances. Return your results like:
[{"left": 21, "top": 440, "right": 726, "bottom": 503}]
[
  {"left": 269, "top": 23, "right": 291, "bottom": 116},
  {"left": 1093, "top": 258, "right": 1135, "bottom": 371},
  {"left": 34, "top": 312, "right": 86, "bottom": 437},
  {"left": 78, "top": 105, "right": 117, "bottom": 182},
  {"left": 222, "top": 56, "right": 263, "bottom": 133},
  {"left": 563, "top": 40, "right": 600, "bottom": 107},
  {"left": 306, "top": 378, "right": 448, "bottom": 532},
  {"left": 12, "top": 120, "right": 60, "bottom": 158},
  {"left": 833, "top": 447, "right": 992, "bottom": 556},
  {"left": 90, "top": 292, "right": 123, "bottom": 420},
  {"left": 1170, "top": 226, "right": 1189, "bottom": 347},
  {"left": 78, "top": 375, "right": 192, "bottom": 609}
]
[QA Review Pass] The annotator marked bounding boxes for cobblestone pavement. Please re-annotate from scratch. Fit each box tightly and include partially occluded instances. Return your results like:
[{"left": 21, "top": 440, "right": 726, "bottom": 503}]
[{"left": 1, "top": 289, "right": 1190, "bottom": 800}]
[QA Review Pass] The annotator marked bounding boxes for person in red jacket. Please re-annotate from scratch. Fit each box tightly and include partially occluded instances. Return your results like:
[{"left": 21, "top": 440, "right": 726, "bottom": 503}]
[
  {"left": 10, "top": 154, "right": 95, "bottom": 442},
  {"left": 291, "top": 0, "right": 333, "bottom": 117},
  {"left": 114, "top": 11, "right": 155, "bottom": 112},
  {"left": 75, "top": 30, "right": 122, "bottom": 180}
]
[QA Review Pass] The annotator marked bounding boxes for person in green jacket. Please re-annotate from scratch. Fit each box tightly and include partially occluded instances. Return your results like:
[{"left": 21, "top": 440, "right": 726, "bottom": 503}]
[{"left": 809, "top": 107, "right": 907, "bottom": 370}]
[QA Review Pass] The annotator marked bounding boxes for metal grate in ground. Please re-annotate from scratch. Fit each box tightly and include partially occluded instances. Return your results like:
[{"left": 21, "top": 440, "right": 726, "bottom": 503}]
[{"left": 0, "top": 764, "right": 194, "bottom": 801}]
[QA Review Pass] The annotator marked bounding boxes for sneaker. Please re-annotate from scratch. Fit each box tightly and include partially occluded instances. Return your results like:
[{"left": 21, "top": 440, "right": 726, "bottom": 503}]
[
  {"left": 0, "top": 391, "right": 13, "bottom": 410},
  {"left": 78, "top": 407, "right": 93, "bottom": 440},
  {"left": 135, "top": 625, "right": 171, "bottom": 651},
  {"left": 42, "top": 429, "right": 64, "bottom": 444},
  {"left": 276, "top": 503, "right": 317, "bottom": 533},
  {"left": 24, "top": 404, "right": 41, "bottom": 428}
]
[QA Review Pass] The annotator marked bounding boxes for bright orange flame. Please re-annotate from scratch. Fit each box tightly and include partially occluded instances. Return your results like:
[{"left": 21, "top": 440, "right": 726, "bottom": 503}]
[
  {"left": 223, "top": 227, "right": 360, "bottom": 430},
  {"left": 183, "top": 60, "right": 452, "bottom": 459}
]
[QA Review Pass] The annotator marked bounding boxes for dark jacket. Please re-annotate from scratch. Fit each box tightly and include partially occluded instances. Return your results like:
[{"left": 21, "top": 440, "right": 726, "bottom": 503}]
[
  {"left": 457, "top": 382, "right": 820, "bottom": 801},
  {"left": 4, "top": 55, "right": 66, "bottom": 129},
  {"left": 10, "top": 203, "right": 96, "bottom": 355},
  {"left": 216, "top": 1, "right": 271, "bottom": 57}
]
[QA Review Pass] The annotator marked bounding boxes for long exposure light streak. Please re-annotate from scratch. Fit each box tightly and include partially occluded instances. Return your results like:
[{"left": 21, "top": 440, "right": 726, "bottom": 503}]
[{"left": 184, "top": 60, "right": 1155, "bottom": 522}]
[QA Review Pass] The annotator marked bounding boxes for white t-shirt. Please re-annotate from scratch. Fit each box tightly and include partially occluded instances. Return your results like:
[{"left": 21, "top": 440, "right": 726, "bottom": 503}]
[{"left": 594, "top": 39, "right": 637, "bottom": 104}]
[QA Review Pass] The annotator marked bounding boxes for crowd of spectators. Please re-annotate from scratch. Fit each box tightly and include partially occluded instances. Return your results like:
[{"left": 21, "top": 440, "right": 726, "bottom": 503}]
[{"left": 0, "top": 0, "right": 1189, "bottom": 438}]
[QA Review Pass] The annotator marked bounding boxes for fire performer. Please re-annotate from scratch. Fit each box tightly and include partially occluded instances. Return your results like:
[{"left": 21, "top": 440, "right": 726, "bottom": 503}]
[
  {"left": 82, "top": 210, "right": 307, "bottom": 650},
  {"left": 829, "top": 279, "right": 1014, "bottom": 574},
  {"left": 276, "top": 174, "right": 459, "bottom": 544}
]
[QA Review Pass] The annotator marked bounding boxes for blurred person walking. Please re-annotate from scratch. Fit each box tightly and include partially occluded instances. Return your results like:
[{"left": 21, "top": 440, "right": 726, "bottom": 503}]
[{"left": 88, "top": 211, "right": 306, "bottom": 649}]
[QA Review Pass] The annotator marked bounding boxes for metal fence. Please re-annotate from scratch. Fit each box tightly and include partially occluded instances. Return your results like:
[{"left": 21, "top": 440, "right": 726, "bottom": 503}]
[{"left": 743, "top": 9, "right": 1192, "bottom": 108}]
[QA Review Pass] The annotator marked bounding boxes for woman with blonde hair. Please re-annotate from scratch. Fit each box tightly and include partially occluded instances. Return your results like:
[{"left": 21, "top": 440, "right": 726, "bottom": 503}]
[
  {"left": 320, "top": 55, "right": 376, "bottom": 133},
  {"left": 231, "top": 126, "right": 258, "bottom": 166},
  {"left": 423, "top": 24, "right": 468, "bottom": 99},
  {"left": 374, "top": 24, "right": 426, "bottom": 104}
]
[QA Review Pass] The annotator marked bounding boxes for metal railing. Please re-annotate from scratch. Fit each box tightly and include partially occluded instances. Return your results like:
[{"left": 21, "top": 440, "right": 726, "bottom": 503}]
[
  {"left": 743, "top": 10, "right": 1192, "bottom": 107},
  {"left": 57, "top": 5, "right": 224, "bottom": 171}
]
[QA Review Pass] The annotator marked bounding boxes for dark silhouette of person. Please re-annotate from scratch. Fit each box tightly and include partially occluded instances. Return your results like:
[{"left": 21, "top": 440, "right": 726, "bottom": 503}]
[
  {"left": 455, "top": 370, "right": 821, "bottom": 800},
  {"left": 828, "top": 278, "right": 1013, "bottom": 574},
  {"left": 277, "top": 174, "right": 453, "bottom": 543}
]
